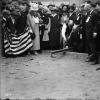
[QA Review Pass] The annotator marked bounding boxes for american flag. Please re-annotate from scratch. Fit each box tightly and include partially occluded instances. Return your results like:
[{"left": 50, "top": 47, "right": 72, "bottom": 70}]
[{"left": 4, "top": 28, "right": 33, "bottom": 55}]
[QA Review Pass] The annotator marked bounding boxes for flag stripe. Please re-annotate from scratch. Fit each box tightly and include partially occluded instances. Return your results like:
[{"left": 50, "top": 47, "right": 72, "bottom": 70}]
[
  {"left": 8, "top": 41, "right": 32, "bottom": 55},
  {"left": 11, "top": 39, "right": 32, "bottom": 52},
  {"left": 11, "top": 31, "right": 30, "bottom": 44},
  {"left": 11, "top": 35, "right": 31, "bottom": 48},
  {"left": 12, "top": 30, "right": 29, "bottom": 41},
  {"left": 4, "top": 30, "right": 33, "bottom": 55},
  {"left": 11, "top": 42, "right": 33, "bottom": 55}
]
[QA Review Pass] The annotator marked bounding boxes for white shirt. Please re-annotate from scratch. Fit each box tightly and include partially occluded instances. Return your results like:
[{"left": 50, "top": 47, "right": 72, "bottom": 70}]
[
  {"left": 51, "top": 13, "right": 57, "bottom": 17},
  {"left": 32, "top": 16, "right": 39, "bottom": 24}
]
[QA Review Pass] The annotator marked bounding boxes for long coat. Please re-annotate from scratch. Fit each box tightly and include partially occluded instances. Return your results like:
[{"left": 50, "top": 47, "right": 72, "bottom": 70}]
[
  {"left": 27, "top": 14, "right": 40, "bottom": 51},
  {"left": 90, "top": 8, "right": 100, "bottom": 52},
  {"left": 49, "top": 14, "right": 60, "bottom": 50}
]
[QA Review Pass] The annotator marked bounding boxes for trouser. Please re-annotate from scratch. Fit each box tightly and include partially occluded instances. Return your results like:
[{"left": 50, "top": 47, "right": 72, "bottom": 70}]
[{"left": 87, "top": 38, "right": 98, "bottom": 62}]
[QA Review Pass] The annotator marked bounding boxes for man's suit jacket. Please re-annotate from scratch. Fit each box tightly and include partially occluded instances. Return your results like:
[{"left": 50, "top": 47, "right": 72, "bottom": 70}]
[
  {"left": 85, "top": 8, "right": 100, "bottom": 40},
  {"left": 91, "top": 8, "right": 100, "bottom": 34},
  {"left": 85, "top": 10, "right": 95, "bottom": 40}
]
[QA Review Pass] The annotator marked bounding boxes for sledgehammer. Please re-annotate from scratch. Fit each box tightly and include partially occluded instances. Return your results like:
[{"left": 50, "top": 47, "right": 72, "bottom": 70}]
[{"left": 51, "top": 47, "right": 73, "bottom": 57}]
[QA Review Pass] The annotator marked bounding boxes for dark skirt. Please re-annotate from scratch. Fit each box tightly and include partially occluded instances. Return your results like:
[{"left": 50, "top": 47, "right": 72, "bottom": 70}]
[{"left": 49, "top": 29, "right": 60, "bottom": 50}]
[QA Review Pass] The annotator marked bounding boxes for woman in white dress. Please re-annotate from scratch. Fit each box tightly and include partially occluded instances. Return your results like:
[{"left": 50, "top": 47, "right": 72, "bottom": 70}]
[{"left": 27, "top": 4, "right": 40, "bottom": 55}]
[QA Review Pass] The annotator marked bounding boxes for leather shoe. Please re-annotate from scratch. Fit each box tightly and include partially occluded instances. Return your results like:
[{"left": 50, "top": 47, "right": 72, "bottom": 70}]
[{"left": 90, "top": 61, "right": 99, "bottom": 65}]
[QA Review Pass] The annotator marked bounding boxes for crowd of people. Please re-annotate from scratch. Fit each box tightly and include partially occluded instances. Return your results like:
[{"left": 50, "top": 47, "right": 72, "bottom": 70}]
[{"left": 1, "top": 0, "right": 100, "bottom": 64}]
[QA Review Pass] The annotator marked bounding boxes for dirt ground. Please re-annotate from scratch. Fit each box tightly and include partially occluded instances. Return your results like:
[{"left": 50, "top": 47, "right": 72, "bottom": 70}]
[{"left": 0, "top": 51, "right": 100, "bottom": 100}]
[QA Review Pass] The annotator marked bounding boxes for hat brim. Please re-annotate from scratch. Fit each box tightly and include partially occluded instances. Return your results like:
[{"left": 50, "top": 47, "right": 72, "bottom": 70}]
[{"left": 51, "top": 9, "right": 57, "bottom": 11}]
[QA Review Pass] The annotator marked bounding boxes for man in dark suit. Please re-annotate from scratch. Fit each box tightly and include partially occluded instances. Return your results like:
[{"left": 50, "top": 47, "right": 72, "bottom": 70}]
[
  {"left": 91, "top": 1, "right": 100, "bottom": 64},
  {"left": 85, "top": 2, "right": 100, "bottom": 64},
  {"left": 95, "top": 1, "right": 100, "bottom": 52}
]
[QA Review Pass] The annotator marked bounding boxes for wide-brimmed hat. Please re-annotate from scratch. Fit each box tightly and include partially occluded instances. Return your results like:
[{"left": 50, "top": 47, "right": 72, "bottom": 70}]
[
  {"left": 29, "top": 2, "right": 39, "bottom": 11},
  {"left": 2, "top": 9, "right": 11, "bottom": 15},
  {"left": 48, "top": 4, "right": 54, "bottom": 7},
  {"left": 50, "top": 7, "right": 58, "bottom": 11},
  {"left": 37, "top": 2, "right": 42, "bottom": 5},
  {"left": 18, "top": 0, "right": 30, "bottom": 7}
]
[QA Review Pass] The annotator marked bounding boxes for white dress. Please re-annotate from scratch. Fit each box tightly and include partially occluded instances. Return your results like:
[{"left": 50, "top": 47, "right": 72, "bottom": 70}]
[
  {"left": 42, "top": 18, "right": 50, "bottom": 41},
  {"left": 27, "top": 14, "right": 40, "bottom": 51},
  {"left": 32, "top": 16, "right": 40, "bottom": 50}
]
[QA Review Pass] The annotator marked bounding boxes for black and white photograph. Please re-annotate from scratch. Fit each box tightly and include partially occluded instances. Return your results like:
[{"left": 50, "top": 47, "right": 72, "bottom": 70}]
[{"left": 0, "top": 0, "right": 100, "bottom": 100}]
